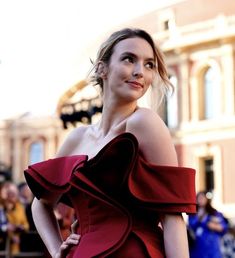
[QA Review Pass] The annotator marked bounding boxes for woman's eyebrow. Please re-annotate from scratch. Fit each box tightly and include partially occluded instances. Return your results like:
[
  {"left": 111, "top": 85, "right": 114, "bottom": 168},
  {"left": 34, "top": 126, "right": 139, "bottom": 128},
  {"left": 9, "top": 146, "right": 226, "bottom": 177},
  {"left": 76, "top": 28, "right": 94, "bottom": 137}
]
[
  {"left": 121, "top": 52, "right": 155, "bottom": 62},
  {"left": 120, "top": 52, "right": 136, "bottom": 58}
]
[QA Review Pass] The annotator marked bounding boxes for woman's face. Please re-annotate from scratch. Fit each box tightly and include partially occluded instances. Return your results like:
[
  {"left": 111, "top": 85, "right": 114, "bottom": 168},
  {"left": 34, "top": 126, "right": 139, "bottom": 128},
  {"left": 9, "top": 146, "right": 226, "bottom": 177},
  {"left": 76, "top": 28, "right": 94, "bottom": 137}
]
[
  {"left": 103, "top": 37, "right": 156, "bottom": 102},
  {"left": 197, "top": 193, "right": 208, "bottom": 207}
]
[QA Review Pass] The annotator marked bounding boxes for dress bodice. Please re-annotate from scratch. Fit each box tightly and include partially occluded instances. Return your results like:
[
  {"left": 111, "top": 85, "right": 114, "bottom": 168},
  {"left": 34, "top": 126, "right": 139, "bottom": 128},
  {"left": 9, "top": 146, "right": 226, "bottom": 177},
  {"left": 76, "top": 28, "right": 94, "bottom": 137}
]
[{"left": 24, "top": 132, "right": 196, "bottom": 258}]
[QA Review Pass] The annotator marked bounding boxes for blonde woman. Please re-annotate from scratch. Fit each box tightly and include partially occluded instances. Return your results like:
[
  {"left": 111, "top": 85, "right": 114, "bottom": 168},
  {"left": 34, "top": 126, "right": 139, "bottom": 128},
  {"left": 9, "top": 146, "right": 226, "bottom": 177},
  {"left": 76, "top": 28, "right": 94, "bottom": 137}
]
[{"left": 25, "top": 28, "right": 196, "bottom": 258}]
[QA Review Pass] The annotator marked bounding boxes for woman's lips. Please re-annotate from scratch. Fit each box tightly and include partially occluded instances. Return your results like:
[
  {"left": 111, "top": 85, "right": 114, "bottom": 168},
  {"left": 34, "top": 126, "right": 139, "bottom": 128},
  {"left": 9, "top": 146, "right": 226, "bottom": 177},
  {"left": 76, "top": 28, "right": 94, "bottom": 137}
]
[{"left": 126, "top": 81, "right": 143, "bottom": 88}]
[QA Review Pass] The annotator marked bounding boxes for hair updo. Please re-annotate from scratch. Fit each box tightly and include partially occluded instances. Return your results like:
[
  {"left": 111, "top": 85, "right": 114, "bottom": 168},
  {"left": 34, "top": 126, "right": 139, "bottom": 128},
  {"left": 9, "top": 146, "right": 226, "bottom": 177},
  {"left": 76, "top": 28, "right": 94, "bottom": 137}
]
[{"left": 89, "top": 28, "right": 173, "bottom": 100}]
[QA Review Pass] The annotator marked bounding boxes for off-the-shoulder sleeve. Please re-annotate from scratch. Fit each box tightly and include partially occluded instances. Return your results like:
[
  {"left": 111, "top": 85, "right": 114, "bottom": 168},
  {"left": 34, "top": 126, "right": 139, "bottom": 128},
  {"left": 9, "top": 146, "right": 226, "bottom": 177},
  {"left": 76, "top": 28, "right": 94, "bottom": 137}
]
[
  {"left": 24, "top": 155, "right": 87, "bottom": 200},
  {"left": 128, "top": 155, "right": 196, "bottom": 214}
]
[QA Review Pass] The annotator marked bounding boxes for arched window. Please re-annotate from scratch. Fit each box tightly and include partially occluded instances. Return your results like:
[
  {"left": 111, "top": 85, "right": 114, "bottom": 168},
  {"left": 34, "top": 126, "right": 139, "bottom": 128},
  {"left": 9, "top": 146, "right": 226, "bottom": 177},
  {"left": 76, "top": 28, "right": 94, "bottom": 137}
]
[
  {"left": 29, "top": 141, "right": 44, "bottom": 164},
  {"left": 166, "top": 75, "right": 178, "bottom": 128},
  {"left": 202, "top": 67, "right": 220, "bottom": 119},
  {"left": 199, "top": 157, "right": 214, "bottom": 193}
]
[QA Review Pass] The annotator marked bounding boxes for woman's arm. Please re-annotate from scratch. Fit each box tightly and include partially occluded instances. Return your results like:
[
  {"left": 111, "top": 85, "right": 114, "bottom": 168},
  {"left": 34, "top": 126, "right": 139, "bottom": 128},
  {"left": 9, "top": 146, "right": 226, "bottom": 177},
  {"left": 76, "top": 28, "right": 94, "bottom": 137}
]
[
  {"left": 32, "top": 195, "right": 80, "bottom": 258},
  {"left": 127, "top": 108, "right": 190, "bottom": 258},
  {"left": 207, "top": 213, "right": 228, "bottom": 233},
  {"left": 32, "top": 197, "right": 63, "bottom": 257},
  {"left": 162, "top": 214, "right": 189, "bottom": 258},
  {"left": 31, "top": 127, "right": 86, "bottom": 257}
]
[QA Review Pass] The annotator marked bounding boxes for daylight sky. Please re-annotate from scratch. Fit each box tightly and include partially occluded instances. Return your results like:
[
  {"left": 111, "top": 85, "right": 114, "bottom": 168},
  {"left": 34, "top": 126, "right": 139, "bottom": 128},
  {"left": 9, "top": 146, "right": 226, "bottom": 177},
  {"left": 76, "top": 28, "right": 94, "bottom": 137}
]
[{"left": 0, "top": 0, "right": 182, "bottom": 119}]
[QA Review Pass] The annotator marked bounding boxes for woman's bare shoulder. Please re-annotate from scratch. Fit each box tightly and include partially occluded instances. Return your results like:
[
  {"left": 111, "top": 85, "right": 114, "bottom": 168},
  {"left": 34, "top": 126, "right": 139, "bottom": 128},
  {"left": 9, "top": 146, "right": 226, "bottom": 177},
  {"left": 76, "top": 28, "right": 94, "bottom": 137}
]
[
  {"left": 56, "top": 125, "right": 88, "bottom": 157},
  {"left": 127, "top": 107, "right": 164, "bottom": 130},
  {"left": 126, "top": 107, "right": 178, "bottom": 165}
]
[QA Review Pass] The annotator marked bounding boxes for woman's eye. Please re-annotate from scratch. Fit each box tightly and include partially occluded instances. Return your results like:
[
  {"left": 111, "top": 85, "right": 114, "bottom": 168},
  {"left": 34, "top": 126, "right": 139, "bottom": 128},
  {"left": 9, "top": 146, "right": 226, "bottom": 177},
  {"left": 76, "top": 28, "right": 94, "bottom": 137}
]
[
  {"left": 145, "top": 62, "right": 155, "bottom": 69},
  {"left": 123, "top": 56, "right": 134, "bottom": 63}
]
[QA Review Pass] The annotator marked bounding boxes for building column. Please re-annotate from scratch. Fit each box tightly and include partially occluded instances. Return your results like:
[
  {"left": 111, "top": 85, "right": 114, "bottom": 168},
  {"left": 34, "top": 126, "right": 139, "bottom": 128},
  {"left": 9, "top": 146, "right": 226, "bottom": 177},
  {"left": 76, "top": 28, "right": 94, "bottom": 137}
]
[
  {"left": 179, "top": 53, "right": 191, "bottom": 125},
  {"left": 45, "top": 134, "right": 57, "bottom": 159},
  {"left": 12, "top": 135, "right": 22, "bottom": 183},
  {"left": 220, "top": 44, "right": 235, "bottom": 116}
]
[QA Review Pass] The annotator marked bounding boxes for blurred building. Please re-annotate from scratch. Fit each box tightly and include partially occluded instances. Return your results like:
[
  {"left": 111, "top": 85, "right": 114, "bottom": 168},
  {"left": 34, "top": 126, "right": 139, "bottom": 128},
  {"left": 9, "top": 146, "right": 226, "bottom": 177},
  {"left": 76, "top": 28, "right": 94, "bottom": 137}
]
[
  {"left": 0, "top": 115, "right": 63, "bottom": 183},
  {"left": 121, "top": 0, "right": 235, "bottom": 219},
  {"left": 0, "top": 0, "right": 235, "bottom": 219}
]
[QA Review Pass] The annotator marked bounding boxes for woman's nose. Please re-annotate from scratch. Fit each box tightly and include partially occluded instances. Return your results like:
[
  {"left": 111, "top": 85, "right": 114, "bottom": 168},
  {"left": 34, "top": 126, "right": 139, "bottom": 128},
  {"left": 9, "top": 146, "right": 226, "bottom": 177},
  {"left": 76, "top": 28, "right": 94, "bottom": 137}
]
[{"left": 133, "top": 63, "right": 144, "bottom": 78}]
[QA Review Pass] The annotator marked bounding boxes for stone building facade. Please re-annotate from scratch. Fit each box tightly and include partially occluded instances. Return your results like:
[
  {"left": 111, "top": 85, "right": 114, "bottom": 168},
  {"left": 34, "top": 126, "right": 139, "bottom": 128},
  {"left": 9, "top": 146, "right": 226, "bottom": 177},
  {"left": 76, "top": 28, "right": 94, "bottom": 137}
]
[
  {"left": 120, "top": 0, "right": 235, "bottom": 218},
  {"left": 0, "top": 0, "right": 235, "bottom": 219}
]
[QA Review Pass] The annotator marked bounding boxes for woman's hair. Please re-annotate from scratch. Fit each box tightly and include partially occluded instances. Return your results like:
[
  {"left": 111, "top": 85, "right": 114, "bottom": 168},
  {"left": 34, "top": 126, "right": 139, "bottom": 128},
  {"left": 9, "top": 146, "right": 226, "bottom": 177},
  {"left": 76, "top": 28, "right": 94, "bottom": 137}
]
[
  {"left": 89, "top": 28, "right": 173, "bottom": 101},
  {"left": 196, "top": 191, "right": 217, "bottom": 215}
]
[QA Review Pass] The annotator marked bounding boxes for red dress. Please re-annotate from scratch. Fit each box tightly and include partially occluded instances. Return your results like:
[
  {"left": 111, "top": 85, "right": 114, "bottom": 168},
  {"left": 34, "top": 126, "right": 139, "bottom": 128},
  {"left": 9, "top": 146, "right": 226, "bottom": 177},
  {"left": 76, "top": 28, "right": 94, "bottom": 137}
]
[{"left": 24, "top": 133, "right": 196, "bottom": 258}]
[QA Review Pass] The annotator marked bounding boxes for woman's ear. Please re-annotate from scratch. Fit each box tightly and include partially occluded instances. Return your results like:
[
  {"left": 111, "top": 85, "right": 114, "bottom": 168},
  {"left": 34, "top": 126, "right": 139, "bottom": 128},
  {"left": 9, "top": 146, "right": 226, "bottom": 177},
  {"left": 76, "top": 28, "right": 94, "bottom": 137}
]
[{"left": 97, "top": 61, "right": 108, "bottom": 79}]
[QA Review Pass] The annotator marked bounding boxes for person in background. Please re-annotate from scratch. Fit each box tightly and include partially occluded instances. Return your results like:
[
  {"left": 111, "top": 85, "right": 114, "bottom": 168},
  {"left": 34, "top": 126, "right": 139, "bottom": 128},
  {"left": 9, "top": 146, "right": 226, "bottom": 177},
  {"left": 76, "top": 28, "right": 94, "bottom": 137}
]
[
  {"left": 18, "top": 182, "right": 34, "bottom": 207},
  {"left": 24, "top": 27, "right": 196, "bottom": 258},
  {"left": 1, "top": 181, "right": 29, "bottom": 255},
  {"left": 18, "top": 182, "right": 47, "bottom": 255},
  {"left": 18, "top": 182, "right": 35, "bottom": 230},
  {"left": 188, "top": 191, "right": 228, "bottom": 258},
  {"left": 0, "top": 183, "right": 8, "bottom": 251},
  {"left": 221, "top": 218, "right": 235, "bottom": 258}
]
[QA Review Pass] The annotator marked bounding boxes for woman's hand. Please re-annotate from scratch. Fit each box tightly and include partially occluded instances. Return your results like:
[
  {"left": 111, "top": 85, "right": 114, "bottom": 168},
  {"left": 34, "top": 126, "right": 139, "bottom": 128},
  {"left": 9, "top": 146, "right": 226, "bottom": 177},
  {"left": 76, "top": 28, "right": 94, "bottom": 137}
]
[
  {"left": 53, "top": 219, "right": 80, "bottom": 258},
  {"left": 207, "top": 216, "right": 224, "bottom": 232},
  {"left": 53, "top": 233, "right": 80, "bottom": 258}
]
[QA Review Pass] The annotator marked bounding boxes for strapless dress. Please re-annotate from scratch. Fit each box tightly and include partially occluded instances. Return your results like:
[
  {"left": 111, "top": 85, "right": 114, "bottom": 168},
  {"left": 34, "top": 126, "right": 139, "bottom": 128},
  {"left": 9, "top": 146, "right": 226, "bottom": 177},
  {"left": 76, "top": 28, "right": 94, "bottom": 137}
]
[{"left": 24, "top": 132, "right": 196, "bottom": 258}]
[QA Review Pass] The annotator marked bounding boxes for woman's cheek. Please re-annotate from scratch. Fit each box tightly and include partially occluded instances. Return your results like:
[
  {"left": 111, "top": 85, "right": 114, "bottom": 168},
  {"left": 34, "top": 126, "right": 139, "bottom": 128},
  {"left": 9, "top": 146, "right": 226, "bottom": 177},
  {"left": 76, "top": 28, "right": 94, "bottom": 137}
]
[{"left": 145, "top": 76, "right": 153, "bottom": 87}]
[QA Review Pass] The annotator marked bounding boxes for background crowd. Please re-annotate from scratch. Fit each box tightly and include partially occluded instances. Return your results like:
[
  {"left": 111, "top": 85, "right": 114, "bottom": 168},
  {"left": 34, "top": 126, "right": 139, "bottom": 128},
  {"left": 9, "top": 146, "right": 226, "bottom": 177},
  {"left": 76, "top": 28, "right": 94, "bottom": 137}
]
[
  {"left": 0, "top": 180, "right": 75, "bottom": 257},
  {"left": 0, "top": 179, "right": 234, "bottom": 257}
]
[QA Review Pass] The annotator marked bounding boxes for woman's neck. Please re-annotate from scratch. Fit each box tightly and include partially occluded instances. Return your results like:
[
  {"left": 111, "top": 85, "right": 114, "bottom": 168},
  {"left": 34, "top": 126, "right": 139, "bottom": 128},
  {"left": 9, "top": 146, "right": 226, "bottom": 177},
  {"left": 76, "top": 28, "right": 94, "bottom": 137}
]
[{"left": 96, "top": 101, "right": 137, "bottom": 137}]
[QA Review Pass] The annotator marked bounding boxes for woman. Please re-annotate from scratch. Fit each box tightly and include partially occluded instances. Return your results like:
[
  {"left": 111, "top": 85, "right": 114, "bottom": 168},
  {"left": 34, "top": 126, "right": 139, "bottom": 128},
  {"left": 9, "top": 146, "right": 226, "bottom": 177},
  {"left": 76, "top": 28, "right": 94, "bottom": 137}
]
[
  {"left": 188, "top": 191, "right": 228, "bottom": 258},
  {"left": 1, "top": 181, "right": 29, "bottom": 254},
  {"left": 24, "top": 28, "right": 196, "bottom": 258}
]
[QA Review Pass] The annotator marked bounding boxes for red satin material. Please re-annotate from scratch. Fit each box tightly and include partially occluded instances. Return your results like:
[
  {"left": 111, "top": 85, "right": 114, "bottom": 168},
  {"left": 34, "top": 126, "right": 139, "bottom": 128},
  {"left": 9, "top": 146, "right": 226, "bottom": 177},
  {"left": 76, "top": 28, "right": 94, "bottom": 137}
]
[{"left": 24, "top": 133, "right": 196, "bottom": 258}]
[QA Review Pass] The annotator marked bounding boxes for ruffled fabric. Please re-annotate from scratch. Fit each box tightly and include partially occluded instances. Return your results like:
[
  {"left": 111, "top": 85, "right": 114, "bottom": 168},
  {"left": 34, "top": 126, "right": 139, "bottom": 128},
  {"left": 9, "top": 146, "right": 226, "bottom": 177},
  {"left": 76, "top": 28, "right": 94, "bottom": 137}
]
[
  {"left": 24, "top": 132, "right": 196, "bottom": 258},
  {"left": 129, "top": 155, "right": 196, "bottom": 214},
  {"left": 24, "top": 155, "right": 87, "bottom": 200}
]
